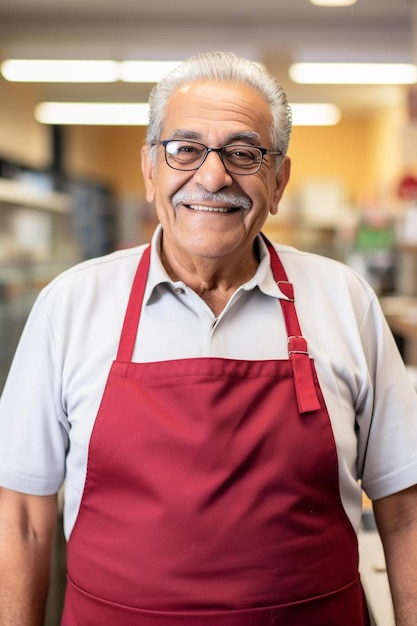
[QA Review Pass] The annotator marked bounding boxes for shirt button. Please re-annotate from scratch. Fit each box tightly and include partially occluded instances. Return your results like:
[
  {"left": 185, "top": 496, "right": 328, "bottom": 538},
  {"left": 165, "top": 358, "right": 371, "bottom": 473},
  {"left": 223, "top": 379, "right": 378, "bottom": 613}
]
[{"left": 174, "top": 287, "right": 185, "bottom": 294}]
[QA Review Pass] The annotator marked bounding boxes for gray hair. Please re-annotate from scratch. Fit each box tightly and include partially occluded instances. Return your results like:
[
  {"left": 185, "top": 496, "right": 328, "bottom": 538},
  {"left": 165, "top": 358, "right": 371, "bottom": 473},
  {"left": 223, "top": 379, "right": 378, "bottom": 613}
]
[{"left": 146, "top": 51, "right": 292, "bottom": 161}]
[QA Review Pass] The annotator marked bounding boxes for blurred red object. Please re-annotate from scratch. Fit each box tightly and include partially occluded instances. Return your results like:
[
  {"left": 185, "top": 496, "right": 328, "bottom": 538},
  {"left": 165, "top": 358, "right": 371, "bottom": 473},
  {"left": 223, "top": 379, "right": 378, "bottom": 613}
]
[{"left": 398, "top": 174, "right": 417, "bottom": 200}]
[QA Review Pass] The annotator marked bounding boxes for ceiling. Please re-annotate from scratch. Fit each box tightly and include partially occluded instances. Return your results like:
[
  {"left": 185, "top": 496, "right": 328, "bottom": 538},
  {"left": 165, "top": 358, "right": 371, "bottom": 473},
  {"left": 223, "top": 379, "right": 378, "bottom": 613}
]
[{"left": 0, "top": 0, "right": 416, "bottom": 117}]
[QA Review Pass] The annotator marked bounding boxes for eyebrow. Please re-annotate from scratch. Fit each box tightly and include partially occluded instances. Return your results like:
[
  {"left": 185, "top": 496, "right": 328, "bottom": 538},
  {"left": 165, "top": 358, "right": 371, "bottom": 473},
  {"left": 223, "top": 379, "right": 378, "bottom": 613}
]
[{"left": 167, "top": 129, "right": 263, "bottom": 146}]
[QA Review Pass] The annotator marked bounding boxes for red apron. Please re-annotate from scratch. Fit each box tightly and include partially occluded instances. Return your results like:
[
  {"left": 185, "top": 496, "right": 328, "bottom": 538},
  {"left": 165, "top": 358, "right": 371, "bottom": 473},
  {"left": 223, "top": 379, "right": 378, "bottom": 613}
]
[{"left": 61, "top": 238, "right": 369, "bottom": 625}]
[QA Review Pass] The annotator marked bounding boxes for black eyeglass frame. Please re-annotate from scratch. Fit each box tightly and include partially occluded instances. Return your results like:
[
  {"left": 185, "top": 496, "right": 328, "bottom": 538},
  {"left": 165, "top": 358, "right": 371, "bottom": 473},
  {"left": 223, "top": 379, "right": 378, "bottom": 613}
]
[{"left": 151, "top": 139, "right": 282, "bottom": 176}]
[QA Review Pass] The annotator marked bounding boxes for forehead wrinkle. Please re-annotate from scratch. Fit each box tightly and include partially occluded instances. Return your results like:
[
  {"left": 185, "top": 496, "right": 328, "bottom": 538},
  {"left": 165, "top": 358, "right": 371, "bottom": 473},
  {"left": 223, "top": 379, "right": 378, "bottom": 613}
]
[{"left": 166, "top": 129, "right": 263, "bottom": 146}]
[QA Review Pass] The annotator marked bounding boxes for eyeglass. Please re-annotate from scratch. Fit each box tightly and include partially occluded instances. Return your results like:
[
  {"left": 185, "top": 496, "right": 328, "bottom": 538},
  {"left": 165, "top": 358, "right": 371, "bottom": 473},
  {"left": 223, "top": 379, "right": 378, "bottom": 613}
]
[{"left": 151, "top": 139, "right": 282, "bottom": 176}]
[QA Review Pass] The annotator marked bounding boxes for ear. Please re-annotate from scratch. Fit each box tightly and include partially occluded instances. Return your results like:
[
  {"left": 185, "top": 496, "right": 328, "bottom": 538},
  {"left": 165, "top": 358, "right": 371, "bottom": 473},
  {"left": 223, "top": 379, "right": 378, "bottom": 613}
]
[
  {"left": 141, "top": 144, "right": 156, "bottom": 203},
  {"left": 270, "top": 156, "right": 291, "bottom": 216}
]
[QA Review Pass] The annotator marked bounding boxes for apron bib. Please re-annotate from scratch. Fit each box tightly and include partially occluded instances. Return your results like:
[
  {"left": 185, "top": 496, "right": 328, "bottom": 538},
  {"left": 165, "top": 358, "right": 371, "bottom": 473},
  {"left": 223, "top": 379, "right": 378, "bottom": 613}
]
[{"left": 61, "top": 238, "right": 369, "bottom": 625}]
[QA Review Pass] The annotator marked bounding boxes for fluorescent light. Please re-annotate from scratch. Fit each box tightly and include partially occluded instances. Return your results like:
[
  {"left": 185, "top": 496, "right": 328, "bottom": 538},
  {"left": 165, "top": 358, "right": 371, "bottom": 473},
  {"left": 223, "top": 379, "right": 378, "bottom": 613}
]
[
  {"left": 1, "top": 59, "right": 119, "bottom": 83},
  {"left": 34, "top": 102, "right": 150, "bottom": 125},
  {"left": 289, "top": 62, "right": 417, "bottom": 85},
  {"left": 34, "top": 101, "right": 339, "bottom": 127},
  {"left": 120, "top": 60, "right": 182, "bottom": 82},
  {"left": 291, "top": 103, "right": 341, "bottom": 126},
  {"left": 309, "top": 0, "right": 357, "bottom": 6},
  {"left": 1, "top": 59, "right": 182, "bottom": 83}
]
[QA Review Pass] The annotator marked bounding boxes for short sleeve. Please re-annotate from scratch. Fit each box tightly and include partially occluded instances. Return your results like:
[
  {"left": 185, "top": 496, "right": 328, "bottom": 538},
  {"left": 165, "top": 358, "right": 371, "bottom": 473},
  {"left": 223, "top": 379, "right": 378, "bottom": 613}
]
[
  {"left": 0, "top": 291, "right": 68, "bottom": 495},
  {"left": 358, "top": 294, "right": 417, "bottom": 500}
]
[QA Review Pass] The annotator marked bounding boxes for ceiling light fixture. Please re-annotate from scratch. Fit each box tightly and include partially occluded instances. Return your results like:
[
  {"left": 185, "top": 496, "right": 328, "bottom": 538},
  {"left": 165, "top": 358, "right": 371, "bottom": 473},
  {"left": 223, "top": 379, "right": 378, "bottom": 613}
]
[
  {"left": 291, "top": 103, "right": 341, "bottom": 126},
  {"left": 309, "top": 0, "right": 357, "bottom": 6},
  {"left": 1, "top": 59, "right": 182, "bottom": 83},
  {"left": 289, "top": 62, "right": 417, "bottom": 85},
  {"left": 34, "top": 101, "right": 340, "bottom": 126},
  {"left": 34, "top": 102, "right": 150, "bottom": 125},
  {"left": 1, "top": 59, "right": 119, "bottom": 83}
]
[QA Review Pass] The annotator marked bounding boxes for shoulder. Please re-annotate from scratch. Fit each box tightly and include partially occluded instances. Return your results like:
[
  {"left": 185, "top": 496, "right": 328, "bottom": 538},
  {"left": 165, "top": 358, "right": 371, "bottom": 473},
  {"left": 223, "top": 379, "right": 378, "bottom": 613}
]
[
  {"left": 267, "top": 241, "right": 381, "bottom": 338},
  {"left": 46, "top": 244, "right": 148, "bottom": 290},
  {"left": 26, "top": 244, "right": 150, "bottom": 336},
  {"left": 270, "top": 242, "right": 374, "bottom": 298},
  {"left": 39, "top": 244, "right": 149, "bottom": 305}
]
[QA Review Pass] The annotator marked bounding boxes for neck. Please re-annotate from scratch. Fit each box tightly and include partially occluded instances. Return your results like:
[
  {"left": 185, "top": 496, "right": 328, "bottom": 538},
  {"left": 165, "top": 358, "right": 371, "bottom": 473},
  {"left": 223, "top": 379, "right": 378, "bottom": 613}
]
[{"left": 160, "top": 237, "right": 260, "bottom": 316}]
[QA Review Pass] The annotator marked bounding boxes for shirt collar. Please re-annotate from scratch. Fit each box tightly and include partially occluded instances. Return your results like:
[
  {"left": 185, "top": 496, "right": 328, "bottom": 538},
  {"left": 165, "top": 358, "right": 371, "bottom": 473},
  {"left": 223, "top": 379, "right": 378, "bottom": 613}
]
[{"left": 144, "top": 224, "right": 290, "bottom": 304}]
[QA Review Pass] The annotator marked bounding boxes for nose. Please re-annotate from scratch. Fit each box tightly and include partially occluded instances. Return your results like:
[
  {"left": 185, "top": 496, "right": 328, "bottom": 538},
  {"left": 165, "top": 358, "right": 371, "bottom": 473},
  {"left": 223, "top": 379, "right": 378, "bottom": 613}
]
[{"left": 193, "top": 149, "right": 233, "bottom": 190}]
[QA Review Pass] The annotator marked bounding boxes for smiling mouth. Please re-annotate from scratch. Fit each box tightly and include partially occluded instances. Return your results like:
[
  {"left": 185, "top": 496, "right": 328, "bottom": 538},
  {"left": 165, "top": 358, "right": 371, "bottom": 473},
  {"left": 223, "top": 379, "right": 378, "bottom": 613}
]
[{"left": 187, "top": 204, "right": 238, "bottom": 213}]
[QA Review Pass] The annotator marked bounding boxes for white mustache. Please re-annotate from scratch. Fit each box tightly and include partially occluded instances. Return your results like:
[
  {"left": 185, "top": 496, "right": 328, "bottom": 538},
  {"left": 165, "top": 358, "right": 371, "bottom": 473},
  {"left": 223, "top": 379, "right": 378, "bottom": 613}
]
[{"left": 172, "top": 190, "right": 252, "bottom": 210}]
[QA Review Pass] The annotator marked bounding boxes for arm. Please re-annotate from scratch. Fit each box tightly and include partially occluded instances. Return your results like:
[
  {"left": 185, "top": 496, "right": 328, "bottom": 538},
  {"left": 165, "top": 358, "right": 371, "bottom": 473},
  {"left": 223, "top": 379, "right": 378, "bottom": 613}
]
[
  {"left": 373, "top": 484, "right": 417, "bottom": 626},
  {"left": 0, "top": 487, "right": 58, "bottom": 626}
]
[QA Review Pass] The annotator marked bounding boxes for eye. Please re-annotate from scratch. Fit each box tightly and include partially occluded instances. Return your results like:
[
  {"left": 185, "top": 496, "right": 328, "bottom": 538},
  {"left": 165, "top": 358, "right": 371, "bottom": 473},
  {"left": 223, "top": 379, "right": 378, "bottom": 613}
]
[
  {"left": 224, "top": 145, "right": 259, "bottom": 165},
  {"left": 223, "top": 145, "right": 261, "bottom": 168},
  {"left": 167, "top": 141, "right": 205, "bottom": 161},
  {"left": 177, "top": 143, "right": 199, "bottom": 154}
]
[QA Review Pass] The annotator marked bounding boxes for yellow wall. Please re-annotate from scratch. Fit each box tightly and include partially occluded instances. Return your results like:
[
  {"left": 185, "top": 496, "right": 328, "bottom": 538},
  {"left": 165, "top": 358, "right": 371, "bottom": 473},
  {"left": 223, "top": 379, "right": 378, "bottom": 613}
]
[
  {"left": 0, "top": 78, "right": 50, "bottom": 168},
  {"left": 287, "top": 108, "right": 407, "bottom": 210},
  {"left": 288, "top": 115, "right": 372, "bottom": 203},
  {"left": 365, "top": 106, "right": 407, "bottom": 208},
  {"left": 65, "top": 125, "right": 147, "bottom": 196}
]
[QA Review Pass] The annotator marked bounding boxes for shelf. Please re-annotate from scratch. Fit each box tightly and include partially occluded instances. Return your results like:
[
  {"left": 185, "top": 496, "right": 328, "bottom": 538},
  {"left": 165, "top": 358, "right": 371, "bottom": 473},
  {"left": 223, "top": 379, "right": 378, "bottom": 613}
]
[{"left": 0, "top": 178, "right": 70, "bottom": 214}]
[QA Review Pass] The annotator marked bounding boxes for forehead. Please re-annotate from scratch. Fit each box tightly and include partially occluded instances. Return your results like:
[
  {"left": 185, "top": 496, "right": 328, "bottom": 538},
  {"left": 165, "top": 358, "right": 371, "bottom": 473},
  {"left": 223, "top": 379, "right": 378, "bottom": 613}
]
[{"left": 161, "top": 80, "right": 272, "bottom": 144}]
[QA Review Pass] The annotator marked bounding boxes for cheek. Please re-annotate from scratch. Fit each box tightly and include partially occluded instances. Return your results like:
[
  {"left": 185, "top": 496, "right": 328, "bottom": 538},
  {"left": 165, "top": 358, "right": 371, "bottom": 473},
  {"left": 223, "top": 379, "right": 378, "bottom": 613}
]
[
  {"left": 248, "top": 178, "right": 276, "bottom": 212},
  {"left": 260, "top": 171, "right": 283, "bottom": 211},
  {"left": 153, "top": 172, "right": 193, "bottom": 221},
  {"left": 158, "top": 168, "right": 194, "bottom": 200}
]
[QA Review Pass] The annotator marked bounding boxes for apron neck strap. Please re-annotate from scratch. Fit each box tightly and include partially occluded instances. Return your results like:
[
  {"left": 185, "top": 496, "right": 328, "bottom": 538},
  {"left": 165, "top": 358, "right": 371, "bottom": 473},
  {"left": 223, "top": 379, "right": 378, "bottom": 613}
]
[
  {"left": 117, "top": 245, "right": 151, "bottom": 362},
  {"left": 261, "top": 234, "right": 321, "bottom": 413},
  {"left": 261, "top": 233, "right": 302, "bottom": 338}
]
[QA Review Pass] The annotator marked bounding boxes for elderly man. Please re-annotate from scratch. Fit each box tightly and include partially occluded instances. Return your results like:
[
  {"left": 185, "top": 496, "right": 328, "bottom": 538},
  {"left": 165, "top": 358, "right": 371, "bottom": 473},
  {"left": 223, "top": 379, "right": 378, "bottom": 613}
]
[{"left": 1, "top": 51, "right": 417, "bottom": 625}]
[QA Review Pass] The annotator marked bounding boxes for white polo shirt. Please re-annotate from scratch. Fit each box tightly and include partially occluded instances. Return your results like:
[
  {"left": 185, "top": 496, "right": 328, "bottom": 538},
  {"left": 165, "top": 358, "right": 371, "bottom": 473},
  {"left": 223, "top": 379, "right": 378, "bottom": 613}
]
[{"left": 1, "top": 226, "right": 417, "bottom": 539}]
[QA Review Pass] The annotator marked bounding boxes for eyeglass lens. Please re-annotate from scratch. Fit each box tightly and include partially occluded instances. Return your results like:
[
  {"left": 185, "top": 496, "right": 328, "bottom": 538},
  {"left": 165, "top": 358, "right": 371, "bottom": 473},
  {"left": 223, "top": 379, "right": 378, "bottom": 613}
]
[{"left": 164, "top": 140, "right": 262, "bottom": 174}]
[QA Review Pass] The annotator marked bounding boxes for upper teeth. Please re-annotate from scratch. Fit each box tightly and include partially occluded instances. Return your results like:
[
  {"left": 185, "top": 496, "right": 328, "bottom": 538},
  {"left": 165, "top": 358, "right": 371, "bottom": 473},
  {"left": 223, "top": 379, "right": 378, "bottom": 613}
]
[{"left": 189, "top": 205, "right": 232, "bottom": 213}]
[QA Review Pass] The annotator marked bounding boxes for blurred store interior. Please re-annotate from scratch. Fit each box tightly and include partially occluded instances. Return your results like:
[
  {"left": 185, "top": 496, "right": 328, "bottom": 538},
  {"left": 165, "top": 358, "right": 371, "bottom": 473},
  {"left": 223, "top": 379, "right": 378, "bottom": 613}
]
[{"left": 0, "top": 0, "right": 417, "bottom": 624}]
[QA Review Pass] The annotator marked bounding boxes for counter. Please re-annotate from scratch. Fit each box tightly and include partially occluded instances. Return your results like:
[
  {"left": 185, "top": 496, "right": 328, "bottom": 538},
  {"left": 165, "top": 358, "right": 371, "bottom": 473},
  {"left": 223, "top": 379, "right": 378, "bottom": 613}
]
[
  {"left": 358, "top": 531, "right": 394, "bottom": 626},
  {"left": 380, "top": 296, "right": 417, "bottom": 366}
]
